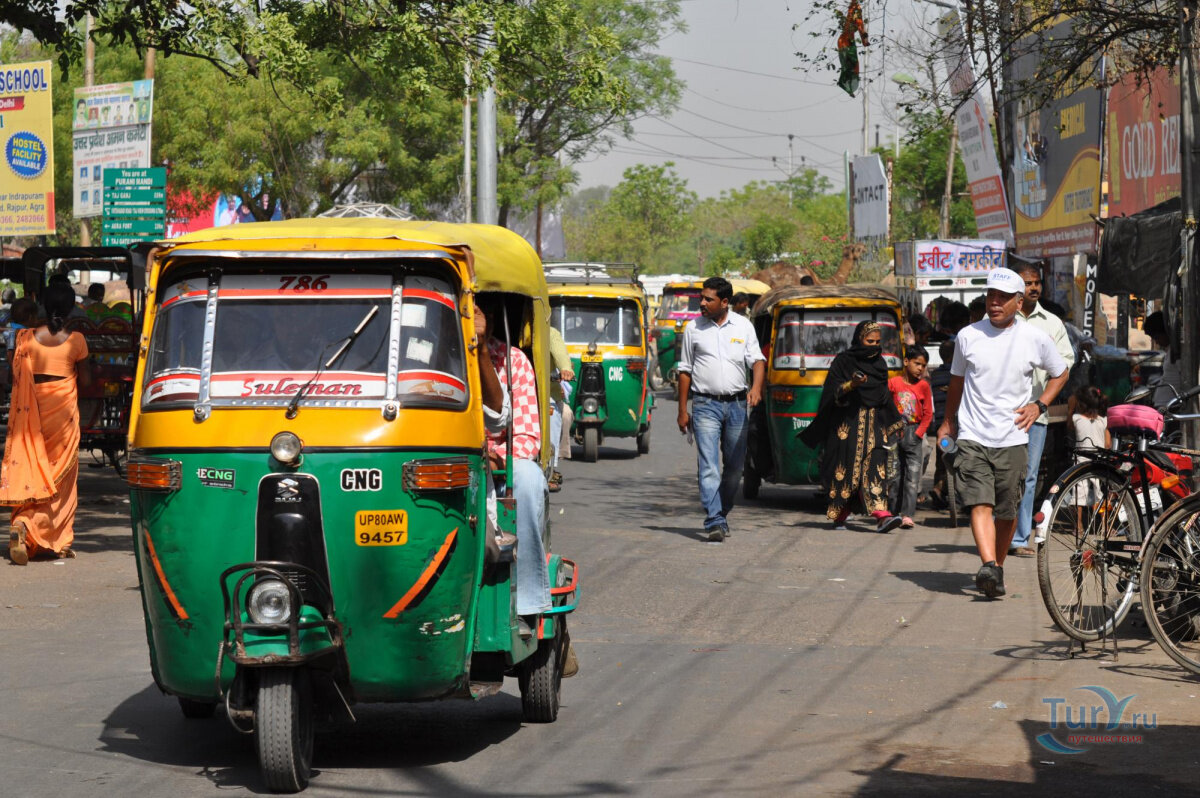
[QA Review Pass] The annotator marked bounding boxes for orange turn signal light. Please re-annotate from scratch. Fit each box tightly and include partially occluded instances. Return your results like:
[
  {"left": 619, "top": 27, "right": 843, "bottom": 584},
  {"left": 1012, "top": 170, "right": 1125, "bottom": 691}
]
[
  {"left": 403, "top": 458, "right": 472, "bottom": 491},
  {"left": 1162, "top": 475, "right": 1181, "bottom": 491},
  {"left": 126, "top": 458, "right": 182, "bottom": 492}
]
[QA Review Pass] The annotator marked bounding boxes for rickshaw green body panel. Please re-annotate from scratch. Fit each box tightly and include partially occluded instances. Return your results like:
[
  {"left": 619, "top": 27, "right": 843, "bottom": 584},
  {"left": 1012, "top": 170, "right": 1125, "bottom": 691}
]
[
  {"left": 655, "top": 326, "right": 680, "bottom": 378},
  {"left": 765, "top": 386, "right": 823, "bottom": 485},
  {"left": 240, "top": 607, "right": 339, "bottom": 659},
  {"left": 569, "top": 355, "right": 652, "bottom": 437},
  {"left": 130, "top": 450, "right": 514, "bottom": 703}
]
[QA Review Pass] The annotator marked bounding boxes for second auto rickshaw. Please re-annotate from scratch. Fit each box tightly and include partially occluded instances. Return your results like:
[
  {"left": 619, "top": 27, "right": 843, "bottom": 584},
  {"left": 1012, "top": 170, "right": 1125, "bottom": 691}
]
[
  {"left": 546, "top": 263, "right": 653, "bottom": 461},
  {"left": 652, "top": 277, "right": 770, "bottom": 385},
  {"left": 126, "top": 220, "right": 579, "bottom": 792},
  {"left": 744, "top": 285, "right": 905, "bottom": 498}
]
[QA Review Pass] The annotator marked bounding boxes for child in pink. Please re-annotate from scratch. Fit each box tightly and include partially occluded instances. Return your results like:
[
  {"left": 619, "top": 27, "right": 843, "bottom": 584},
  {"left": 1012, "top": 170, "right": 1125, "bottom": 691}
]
[{"left": 888, "top": 345, "right": 934, "bottom": 527}]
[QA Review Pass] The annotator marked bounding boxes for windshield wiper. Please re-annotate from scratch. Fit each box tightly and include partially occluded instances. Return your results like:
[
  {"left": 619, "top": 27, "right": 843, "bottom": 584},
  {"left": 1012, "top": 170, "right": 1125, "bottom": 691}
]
[{"left": 285, "top": 305, "right": 380, "bottom": 419}]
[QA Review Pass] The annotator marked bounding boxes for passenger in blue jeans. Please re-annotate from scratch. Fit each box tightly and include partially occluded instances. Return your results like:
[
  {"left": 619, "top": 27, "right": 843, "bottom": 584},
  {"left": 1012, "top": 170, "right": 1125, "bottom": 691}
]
[{"left": 676, "top": 277, "right": 766, "bottom": 542}]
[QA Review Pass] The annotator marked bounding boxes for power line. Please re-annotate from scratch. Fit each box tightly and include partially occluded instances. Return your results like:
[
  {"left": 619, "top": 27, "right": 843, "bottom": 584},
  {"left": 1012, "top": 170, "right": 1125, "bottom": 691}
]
[
  {"left": 664, "top": 55, "right": 831, "bottom": 86},
  {"left": 665, "top": 110, "right": 847, "bottom": 156},
  {"left": 683, "top": 86, "right": 834, "bottom": 114}
]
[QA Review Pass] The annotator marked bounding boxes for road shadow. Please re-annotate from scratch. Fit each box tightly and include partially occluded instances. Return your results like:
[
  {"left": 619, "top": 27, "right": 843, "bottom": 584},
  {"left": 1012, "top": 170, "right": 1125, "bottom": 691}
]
[
  {"left": 890, "top": 570, "right": 975, "bottom": 596},
  {"left": 912, "top": 542, "right": 978, "bottom": 555},
  {"left": 642, "top": 523, "right": 709, "bottom": 543},
  {"left": 853, "top": 720, "right": 1200, "bottom": 796},
  {"left": 101, "top": 683, "right": 530, "bottom": 794}
]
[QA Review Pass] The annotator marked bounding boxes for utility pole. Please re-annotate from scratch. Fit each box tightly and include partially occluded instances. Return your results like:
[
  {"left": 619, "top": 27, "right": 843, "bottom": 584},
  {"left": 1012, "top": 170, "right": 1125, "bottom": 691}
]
[
  {"left": 1179, "top": 0, "right": 1200, "bottom": 440},
  {"left": 940, "top": 119, "right": 958, "bottom": 239},
  {"left": 861, "top": 49, "right": 870, "bottom": 155},
  {"left": 80, "top": 14, "right": 95, "bottom": 247},
  {"left": 788, "top": 134, "right": 795, "bottom": 205},
  {"left": 475, "top": 31, "right": 498, "bottom": 226},
  {"left": 462, "top": 60, "right": 472, "bottom": 223}
]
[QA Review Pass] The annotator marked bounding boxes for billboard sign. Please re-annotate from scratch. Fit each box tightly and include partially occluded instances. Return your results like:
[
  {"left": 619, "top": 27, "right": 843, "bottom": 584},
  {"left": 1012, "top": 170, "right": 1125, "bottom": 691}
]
[
  {"left": 939, "top": 13, "right": 1013, "bottom": 245},
  {"left": 1106, "top": 69, "right": 1180, "bottom": 217},
  {"left": 73, "top": 79, "right": 154, "bottom": 218},
  {"left": 1010, "top": 18, "right": 1103, "bottom": 257},
  {"left": 0, "top": 61, "right": 55, "bottom": 235},
  {"left": 852, "top": 154, "right": 889, "bottom": 242}
]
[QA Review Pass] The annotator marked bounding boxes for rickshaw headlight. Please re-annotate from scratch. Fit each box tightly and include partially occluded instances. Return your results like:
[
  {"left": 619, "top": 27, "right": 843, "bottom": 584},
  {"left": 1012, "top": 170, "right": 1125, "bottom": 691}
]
[
  {"left": 247, "top": 579, "right": 292, "bottom": 625},
  {"left": 270, "top": 432, "right": 303, "bottom": 466},
  {"left": 582, "top": 397, "right": 600, "bottom": 414}
]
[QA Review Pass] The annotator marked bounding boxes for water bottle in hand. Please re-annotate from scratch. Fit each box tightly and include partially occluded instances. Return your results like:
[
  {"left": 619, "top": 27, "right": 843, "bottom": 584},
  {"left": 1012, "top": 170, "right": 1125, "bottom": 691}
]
[{"left": 939, "top": 435, "right": 957, "bottom": 454}]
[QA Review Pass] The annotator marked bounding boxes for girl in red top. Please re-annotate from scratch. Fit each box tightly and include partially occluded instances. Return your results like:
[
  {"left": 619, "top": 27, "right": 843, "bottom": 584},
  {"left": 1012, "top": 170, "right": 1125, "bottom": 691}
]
[{"left": 888, "top": 345, "right": 933, "bottom": 527}]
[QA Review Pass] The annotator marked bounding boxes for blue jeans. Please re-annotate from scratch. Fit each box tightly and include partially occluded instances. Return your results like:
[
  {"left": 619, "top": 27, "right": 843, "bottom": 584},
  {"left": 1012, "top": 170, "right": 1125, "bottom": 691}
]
[
  {"left": 691, "top": 395, "right": 749, "bottom": 530},
  {"left": 1013, "top": 422, "right": 1047, "bottom": 548},
  {"left": 500, "top": 458, "right": 552, "bottom": 615}
]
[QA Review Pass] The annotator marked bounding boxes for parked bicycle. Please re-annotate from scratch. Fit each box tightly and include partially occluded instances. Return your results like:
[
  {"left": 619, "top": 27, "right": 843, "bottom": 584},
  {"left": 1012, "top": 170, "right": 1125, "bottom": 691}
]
[{"left": 1036, "top": 385, "right": 1200, "bottom": 645}]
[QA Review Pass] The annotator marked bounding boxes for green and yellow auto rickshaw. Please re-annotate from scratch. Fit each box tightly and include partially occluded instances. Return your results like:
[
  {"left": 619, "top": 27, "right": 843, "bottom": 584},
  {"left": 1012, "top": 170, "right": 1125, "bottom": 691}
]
[
  {"left": 651, "top": 277, "right": 771, "bottom": 385},
  {"left": 545, "top": 264, "right": 653, "bottom": 461},
  {"left": 126, "top": 220, "right": 578, "bottom": 792},
  {"left": 743, "top": 285, "right": 905, "bottom": 498}
]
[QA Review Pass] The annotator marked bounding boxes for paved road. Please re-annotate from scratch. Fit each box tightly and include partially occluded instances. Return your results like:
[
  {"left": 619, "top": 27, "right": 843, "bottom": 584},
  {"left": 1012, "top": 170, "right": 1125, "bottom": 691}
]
[{"left": 4, "top": 404, "right": 1200, "bottom": 796}]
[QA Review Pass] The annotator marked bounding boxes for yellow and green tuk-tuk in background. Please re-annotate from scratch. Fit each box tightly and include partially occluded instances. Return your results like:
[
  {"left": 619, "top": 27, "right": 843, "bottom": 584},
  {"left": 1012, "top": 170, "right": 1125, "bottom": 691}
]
[
  {"left": 651, "top": 277, "right": 771, "bottom": 385},
  {"left": 546, "top": 263, "right": 653, "bottom": 461},
  {"left": 744, "top": 285, "right": 905, "bottom": 499}
]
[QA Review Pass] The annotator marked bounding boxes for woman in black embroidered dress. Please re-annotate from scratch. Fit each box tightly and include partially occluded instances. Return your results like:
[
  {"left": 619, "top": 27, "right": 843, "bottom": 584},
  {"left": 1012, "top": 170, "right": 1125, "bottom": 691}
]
[{"left": 800, "top": 320, "right": 904, "bottom": 532}]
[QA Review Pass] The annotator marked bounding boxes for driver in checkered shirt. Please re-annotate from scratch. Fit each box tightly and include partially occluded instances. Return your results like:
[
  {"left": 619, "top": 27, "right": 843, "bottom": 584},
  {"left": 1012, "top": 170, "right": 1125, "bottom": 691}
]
[{"left": 477, "top": 296, "right": 552, "bottom": 627}]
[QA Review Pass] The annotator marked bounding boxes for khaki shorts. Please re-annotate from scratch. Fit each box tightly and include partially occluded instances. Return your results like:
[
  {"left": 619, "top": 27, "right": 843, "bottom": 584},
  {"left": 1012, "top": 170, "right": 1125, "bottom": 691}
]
[{"left": 952, "top": 440, "right": 1028, "bottom": 519}]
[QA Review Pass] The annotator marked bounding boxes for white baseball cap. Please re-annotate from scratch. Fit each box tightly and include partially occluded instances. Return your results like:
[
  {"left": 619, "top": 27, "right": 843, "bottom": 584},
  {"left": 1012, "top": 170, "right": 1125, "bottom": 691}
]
[{"left": 985, "top": 267, "right": 1025, "bottom": 295}]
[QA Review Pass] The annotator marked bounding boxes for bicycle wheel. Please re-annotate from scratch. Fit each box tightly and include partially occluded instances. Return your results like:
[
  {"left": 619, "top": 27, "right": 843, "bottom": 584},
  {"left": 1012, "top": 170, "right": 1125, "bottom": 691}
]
[
  {"left": 1037, "top": 464, "right": 1140, "bottom": 641},
  {"left": 1139, "top": 495, "right": 1200, "bottom": 675}
]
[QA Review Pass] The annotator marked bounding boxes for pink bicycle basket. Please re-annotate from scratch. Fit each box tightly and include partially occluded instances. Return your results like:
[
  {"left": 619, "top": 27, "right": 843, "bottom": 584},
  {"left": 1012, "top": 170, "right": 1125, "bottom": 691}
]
[{"left": 1107, "top": 403, "right": 1164, "bottom": 440}]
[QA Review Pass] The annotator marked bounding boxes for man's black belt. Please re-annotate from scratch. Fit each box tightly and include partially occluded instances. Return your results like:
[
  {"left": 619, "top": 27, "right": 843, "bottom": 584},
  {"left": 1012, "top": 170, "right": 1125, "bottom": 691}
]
[{"left": 692, "top": 390, "right": 747, "bottom": 401}]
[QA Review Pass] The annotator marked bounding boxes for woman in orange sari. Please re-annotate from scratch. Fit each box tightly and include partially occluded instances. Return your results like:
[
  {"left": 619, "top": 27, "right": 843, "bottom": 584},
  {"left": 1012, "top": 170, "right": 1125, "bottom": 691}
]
[{"left": 3, "top": 283, "right": 90, "bottom": 564}]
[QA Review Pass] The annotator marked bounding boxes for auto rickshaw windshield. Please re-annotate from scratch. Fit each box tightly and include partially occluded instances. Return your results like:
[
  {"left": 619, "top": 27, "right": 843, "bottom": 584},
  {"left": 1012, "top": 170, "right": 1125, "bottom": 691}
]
[
  {"left": 143, "top": 268, "right": 467, "bottom": 408},
  {"left": 552, "top": 298, "right": 642, "bottom": 347},
  {"left": 657, "top": 289, "right": 702, "bottom": 321},
  {"left": 772, "top": 307, "right": 902, "bottom": 371}
]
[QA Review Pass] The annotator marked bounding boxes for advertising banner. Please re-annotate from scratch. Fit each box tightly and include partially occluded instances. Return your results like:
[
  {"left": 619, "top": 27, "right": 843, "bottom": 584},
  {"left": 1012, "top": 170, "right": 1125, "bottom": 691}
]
[
  {"left": 1011, "top": 18, "right": 1103, "bottom": 257},
  {"left": 852, "top": 154, "right": 888, "bottom": 243},
  {"left": 72, "top": 79, "right": 154, "bottom": 218},
  {"left": 0, "top": 61, "right": 55, "bottom": 235},
  {"left": 1106, "top": 69, "right": 1180, "bottom": 217},
  {"left": 939, "top": 13, "right": 1014, "bottom": 245}
]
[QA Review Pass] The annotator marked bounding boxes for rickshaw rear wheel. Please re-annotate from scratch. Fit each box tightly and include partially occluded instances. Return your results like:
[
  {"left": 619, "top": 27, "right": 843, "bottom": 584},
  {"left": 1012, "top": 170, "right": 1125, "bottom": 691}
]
[
  {"left": 177, "top": 697, "right": 217, "bottom": 719},
  {"left": 255, "top": 668, "right": 314, "bottom": 793},
  {"left": 637, "top": 426, "right": 651, "bottom": 454},
  {"left": 519, "top": 620, "right": 564, "bottom": 723},
  {"left": 582, "top": 427, "right": 599, "bottom": 462}
]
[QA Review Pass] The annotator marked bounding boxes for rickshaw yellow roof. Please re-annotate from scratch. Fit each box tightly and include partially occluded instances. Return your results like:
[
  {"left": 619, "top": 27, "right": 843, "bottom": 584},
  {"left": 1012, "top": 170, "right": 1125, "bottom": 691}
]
[
  {"left": 663, "top": 278, "right": 772, "bottom": 295},
  {"left": 546, "top": 282, "right": 646, "bottom": 301},
  {"left": 161, "top": 218, "right": 546, "bottom": 298},
  {"left": 752, "top": 284, "right": 899, "bottom": 317}
]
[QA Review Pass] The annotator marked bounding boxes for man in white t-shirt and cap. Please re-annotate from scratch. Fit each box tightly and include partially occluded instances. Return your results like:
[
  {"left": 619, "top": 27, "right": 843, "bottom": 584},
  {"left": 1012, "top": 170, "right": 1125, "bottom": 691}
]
[{"left": 937, "top": 267, "right": 1069, "bottom": 599}]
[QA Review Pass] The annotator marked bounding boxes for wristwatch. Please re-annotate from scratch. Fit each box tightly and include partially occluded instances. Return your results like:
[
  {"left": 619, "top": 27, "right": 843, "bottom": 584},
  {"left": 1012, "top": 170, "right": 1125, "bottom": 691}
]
[{"left": 1033, "top": 400, "right": 1048, "bottom": 415}]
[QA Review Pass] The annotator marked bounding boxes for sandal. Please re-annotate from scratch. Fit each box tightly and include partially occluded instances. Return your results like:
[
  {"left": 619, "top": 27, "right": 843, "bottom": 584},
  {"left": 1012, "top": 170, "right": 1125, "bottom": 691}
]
[
  {"left": 548, "top": 470, "right": 563, "bottom": 493},
  {"left": 56, "top": 547, "right": 76, "bottom": 559},
  {"left": 8, "top": 525, "right": 28, "bottom": 566}
]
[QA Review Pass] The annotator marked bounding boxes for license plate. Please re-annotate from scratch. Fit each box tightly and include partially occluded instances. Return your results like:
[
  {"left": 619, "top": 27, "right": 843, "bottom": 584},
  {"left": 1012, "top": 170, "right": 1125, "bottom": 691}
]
[
  {"left": 355, "top": 509, "right": 408, "bottom": 546},
  {"left": 581, "top": 353, "right": 602, "bottom": 363}
]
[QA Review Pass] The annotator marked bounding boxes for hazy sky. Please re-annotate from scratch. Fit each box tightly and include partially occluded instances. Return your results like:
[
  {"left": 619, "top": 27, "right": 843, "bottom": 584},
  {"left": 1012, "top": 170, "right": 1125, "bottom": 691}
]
[{"left": 573, "top": 0, "right": 939, "bottom": 199}]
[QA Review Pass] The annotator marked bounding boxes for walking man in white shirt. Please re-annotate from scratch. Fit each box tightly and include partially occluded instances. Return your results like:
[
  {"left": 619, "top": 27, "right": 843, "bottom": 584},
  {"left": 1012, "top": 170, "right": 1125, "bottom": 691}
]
[
  {"left": 676, "top": 277, "right": 766, "bottom": 541},
  {"left": 937, "top": 268, "right": 1069, "bottom": 598},
  {"left": 1010, "top": 261, "right": 1075, "bottom": 556}
]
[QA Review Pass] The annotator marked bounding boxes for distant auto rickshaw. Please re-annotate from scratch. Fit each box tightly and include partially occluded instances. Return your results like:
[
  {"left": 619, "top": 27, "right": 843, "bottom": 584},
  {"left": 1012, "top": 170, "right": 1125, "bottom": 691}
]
[
  {"left": 743, "top": 285, "right": 905, "bottom": 498},
  {"left": 545, "top": 264, "right": 653, "bottom": 461},
  {"left": 651, "top": 278, "right": 770, "bottom": 385},
  {"left": 126, "top": 220, "right": 578, "bottom": 792}
]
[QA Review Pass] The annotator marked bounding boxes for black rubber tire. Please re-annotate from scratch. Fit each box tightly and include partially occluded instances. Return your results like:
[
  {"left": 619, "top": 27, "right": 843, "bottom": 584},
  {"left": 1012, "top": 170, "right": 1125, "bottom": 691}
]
[
  {"left": 1036, "top": 464, "right": 1139, "bottom": 642},
  {"left": 519, "top": 623, "right": 563, "bottom": 723},
  {"left": 743, "top": 464, "right": 761, "bottom": 501},
  {"left": 178, "top": 697, "right": 217, "bottom": 719},
  {"left": 255, "top": 668, "right": 314, "bottom": 794},
  {"left": 637, "top": 426, "right": 651, "bottom": 454},
  {"left": 1140, "top": 494, "right": 1200, "bottom": 676},
  {"left": 582, "top": 427, "right": 599, "bottom": 462}
]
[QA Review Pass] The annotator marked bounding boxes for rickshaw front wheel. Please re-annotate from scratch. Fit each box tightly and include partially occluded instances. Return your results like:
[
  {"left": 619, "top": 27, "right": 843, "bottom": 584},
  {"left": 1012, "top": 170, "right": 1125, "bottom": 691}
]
[
  {"left": 177, "top": 697, "right": 217, "bottom": 719},
  {"left": 637, "top": 426, "right": 651, "bottom": 454},
  {"left": 255, "top": 668, "right": 314, "bottom": 793},
  {"left": 519, "top": 620, "right": 564, "bottom": 723},
  {"left": 743, "top": 464, "right": 761, "bottom": 501},
  {"left": 582, "top": 427, "right": 599, "bottom": 462}
]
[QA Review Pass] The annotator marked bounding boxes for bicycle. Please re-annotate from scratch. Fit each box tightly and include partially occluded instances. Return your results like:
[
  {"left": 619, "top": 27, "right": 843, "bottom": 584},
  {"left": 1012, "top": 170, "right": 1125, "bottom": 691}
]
[
  {"left": 1137, "top": 473, "right": 1200, "bottom": 674},
  {"left": 1036, "top": 386, "right": 1200, "bottom": 648}
]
